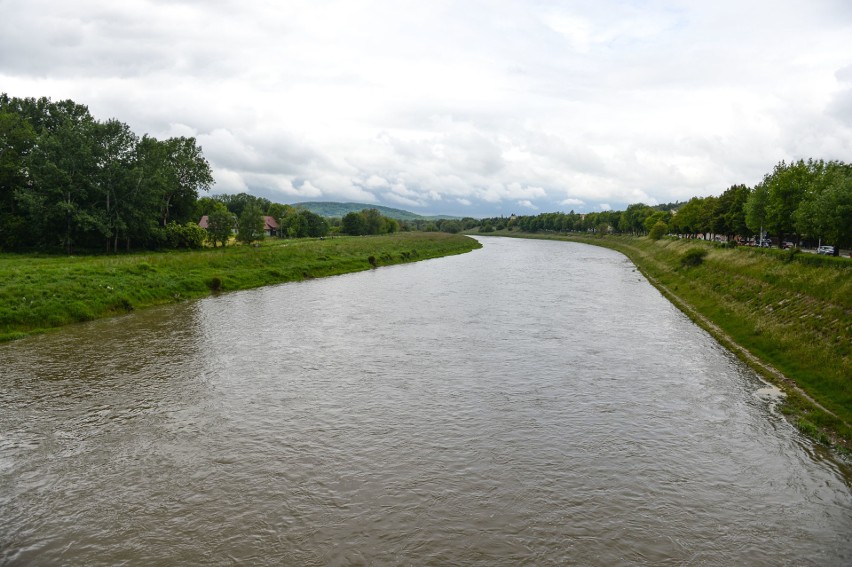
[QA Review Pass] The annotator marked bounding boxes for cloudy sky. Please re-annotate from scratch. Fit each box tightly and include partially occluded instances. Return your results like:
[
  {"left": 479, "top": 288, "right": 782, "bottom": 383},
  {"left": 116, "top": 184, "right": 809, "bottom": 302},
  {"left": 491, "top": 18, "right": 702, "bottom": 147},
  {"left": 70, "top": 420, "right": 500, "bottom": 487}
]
[{"left": 2, "top": 0, "right": 851, "bottom": 217}]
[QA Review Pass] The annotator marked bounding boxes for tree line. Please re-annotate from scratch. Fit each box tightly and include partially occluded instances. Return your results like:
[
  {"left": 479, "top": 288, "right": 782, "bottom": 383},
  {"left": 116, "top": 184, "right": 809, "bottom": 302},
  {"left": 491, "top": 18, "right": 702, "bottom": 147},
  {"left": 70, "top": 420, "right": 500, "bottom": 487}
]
[
  {"left": 0, "top": 95, "right": 417, "bottom": 252},
  {"left": 478, "top": 159, "right": 850, "bottom": 254},
  {"left": 196, "top": 193, "right": 409, "bottom": 246},
  {"left": 0, "top": 94, "right": 214, "bottom": 253}
]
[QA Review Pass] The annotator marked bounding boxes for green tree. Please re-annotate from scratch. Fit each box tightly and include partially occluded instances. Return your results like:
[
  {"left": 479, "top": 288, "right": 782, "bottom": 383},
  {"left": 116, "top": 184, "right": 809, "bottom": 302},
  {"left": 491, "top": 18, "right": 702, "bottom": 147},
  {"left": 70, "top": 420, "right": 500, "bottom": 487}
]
[
  {"left": 795, "top": 162, "right": 852, "bottom": 253},
  {"left": 195, "top": 196, "right": 221, "bottom": 219},
  {"left": 236, "top": 203, "right": 265, "bottom": 244},
  {"left": 206, "top": 204, "right": 235, "bottom": 248},
  {"left": 93, "top": 118, "right": 138, "bottom": 252},
  {"left": 0, "top": 106, "right": 36, "bottom": 248},
  {"left": 441, "top": 220, "right": 462, "bottom": 234},
  {"left": 341, "top": 211, "right": 367, "bottom": 235},
  {"left": 648, "top": 220, "right": 668, "bottom": 240},
  {"left": 745, "top": 182, "right": 769, "bottom": 241},
  {"left": 384, "top": 217, "right": 400, "bottom": 234},
  {"left": 362, "top": 208, "right": 384, "bottom": 234},
  {"left": 24, "top": 99, "right": 100, "bottom": 253},
  {"left": 279, "top": 206, "right": 303, "bottom": 237},
  {"left": 671, "top": 198, "right": 704, "bottom": 238},
  {"left": 156, "top": 136, "right": 214, "bottom": 227},
  {"left": 697, "top": 196, "right": 720, "bottom": 237},
  {"left": 763, "top": 160, "right": 814, "bottom": 246},
  {"left": 643, "top": 210, "right": 671, "bottom": 234},
  {"left": 298, "top": 209, "right": 330, "bottom": 237},
  {"left": 717, "top": 184, "right": 750, "bottom": 240},
  {"left": 620, "top": 203, "right": 654, "bottom": 235}
]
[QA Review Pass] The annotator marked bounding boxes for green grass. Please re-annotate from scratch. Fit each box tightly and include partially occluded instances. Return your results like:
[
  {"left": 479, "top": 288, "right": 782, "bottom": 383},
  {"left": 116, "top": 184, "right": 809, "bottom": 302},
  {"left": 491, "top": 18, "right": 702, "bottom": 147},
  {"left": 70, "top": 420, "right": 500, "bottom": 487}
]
[
  {"left": 487, "top": 231, "right": 851, "bottom": 451},
  {"left": 0, "top": 232, "right": 481, "bottom": 341}
]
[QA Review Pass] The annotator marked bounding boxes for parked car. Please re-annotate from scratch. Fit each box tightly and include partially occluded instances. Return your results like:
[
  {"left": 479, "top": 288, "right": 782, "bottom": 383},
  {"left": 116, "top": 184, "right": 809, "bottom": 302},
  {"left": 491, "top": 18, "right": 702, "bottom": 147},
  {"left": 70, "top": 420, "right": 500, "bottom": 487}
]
[
  {"left": 817, "top": 245, "right": 835, "bottom": 255},
  {"left": 782, "top": 241, "right": 795, "bottom": 249}
]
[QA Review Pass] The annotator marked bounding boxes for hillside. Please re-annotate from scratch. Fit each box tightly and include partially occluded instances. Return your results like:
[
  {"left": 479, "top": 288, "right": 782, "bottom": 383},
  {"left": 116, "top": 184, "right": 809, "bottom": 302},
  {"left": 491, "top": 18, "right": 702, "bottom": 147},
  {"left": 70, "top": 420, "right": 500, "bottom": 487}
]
[{"left": 292, "top": 201, "right": 458, "bottom": 221}]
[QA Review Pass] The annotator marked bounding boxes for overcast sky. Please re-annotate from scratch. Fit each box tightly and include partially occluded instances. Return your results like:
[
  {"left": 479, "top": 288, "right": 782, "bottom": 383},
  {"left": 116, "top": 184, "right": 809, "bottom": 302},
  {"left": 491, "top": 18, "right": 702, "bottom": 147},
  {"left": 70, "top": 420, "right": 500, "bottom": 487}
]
[{"left": 2, "top": 0, "right": 851, "bottom": 217}]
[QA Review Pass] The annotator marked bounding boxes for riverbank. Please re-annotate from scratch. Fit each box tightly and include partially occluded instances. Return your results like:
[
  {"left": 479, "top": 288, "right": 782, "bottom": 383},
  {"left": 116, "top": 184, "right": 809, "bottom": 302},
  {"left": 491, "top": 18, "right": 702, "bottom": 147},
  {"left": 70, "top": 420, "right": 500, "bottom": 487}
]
[
  {"left": 0, "top": 232, "right": 481, "bottom": 342},
  {"left": 485, "top": 231, "right": 851, "bottom": 453}
]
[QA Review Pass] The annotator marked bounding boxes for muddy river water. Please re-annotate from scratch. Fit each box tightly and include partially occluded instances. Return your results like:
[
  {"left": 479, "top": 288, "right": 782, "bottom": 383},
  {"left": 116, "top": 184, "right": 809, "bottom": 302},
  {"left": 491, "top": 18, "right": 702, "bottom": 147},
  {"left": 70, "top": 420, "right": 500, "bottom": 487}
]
[{"left": 1, "top": 236, "right": 850, "bottom": 565}]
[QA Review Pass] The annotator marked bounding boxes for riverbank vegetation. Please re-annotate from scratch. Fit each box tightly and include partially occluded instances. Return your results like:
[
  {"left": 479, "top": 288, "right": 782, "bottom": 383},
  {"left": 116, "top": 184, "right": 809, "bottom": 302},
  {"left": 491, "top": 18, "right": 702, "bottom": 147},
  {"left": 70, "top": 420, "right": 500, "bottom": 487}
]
[
  {"left": 0, "top": 232, "right": 480, "bottom": 342},
  {"left": 0, "top": 94, "right": 433, "bottom": 255},
  {"left": 488, "top": 231, "right": 851, "bottom": 452},
  {"left": 0, "top": 94, "right": 214, "bottom": 253},
  {"left": 475, "top": 159, "right": 850, "bottom": 255}
]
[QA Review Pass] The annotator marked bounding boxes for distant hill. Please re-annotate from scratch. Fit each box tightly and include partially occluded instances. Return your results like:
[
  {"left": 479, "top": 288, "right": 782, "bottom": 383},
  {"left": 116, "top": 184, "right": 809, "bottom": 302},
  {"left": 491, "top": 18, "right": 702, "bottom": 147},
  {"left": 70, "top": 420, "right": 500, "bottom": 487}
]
[{"left": 293, "top": 202, "right": 458, "bottom": 221}]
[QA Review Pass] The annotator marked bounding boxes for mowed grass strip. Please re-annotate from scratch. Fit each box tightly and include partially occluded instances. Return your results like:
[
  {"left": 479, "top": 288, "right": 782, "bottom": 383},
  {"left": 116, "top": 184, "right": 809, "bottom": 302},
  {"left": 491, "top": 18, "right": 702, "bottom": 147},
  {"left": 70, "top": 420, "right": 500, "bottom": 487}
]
[{"left": 0, "top": 232, "right": 481, "bottom": 341}]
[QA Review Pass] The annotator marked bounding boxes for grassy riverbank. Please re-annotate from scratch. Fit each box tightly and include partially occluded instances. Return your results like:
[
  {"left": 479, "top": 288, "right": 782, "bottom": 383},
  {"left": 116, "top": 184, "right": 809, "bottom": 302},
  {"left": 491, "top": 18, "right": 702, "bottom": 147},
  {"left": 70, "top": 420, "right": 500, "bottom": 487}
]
[
  {"left": 0, "top": 232, "right": 481, "bottom": 342},
  {"left": 488, "top": 231, "right": 851, "bottom": 451}
]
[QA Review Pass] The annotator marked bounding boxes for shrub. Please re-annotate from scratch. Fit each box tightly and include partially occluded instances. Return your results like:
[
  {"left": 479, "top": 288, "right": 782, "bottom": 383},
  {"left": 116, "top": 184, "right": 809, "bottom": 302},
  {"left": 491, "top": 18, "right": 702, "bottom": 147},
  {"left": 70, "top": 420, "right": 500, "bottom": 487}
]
[
  {"left": 680, "top": 248, "right": 708, "bottom": 268},
  {"left": 648, "top": 220, "right": 668, "bottom": 240}
]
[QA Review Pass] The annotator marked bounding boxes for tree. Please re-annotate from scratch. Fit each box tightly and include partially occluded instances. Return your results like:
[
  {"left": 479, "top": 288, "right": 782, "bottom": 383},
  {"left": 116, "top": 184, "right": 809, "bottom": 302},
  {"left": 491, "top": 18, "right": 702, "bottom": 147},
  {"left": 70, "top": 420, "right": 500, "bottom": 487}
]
[
  {"left": 93, "top": 118, "right": 138, "bottom": 252},
  {"left": 745, "top": 183, "right": 769, "bottom": 241},
  {"left": 441, "top": 220, "right": 462, "bottom": 234},
  {"left": 620, "top": 203, "right": 654, "bottom": 235},
  {"left": 195, "top": 196, "right": 222, "bottom": 219},
  {"left": 671, "top": 198, "right": 704, "bottom": 238},
  {"left": 697, "top": 196, "right": 720, "bottom": 238},
  {"left": 236, "top": 203, "right": 264, "bottom": 244},
  {"left": 156, "top": 136, "right": 214, "bottom": 227},
  {"left": 279, "top": 206, "right": 303, "bottom": 237},
  {"left": 266, "top": 202, "right": 292, "bottom": 233},
  {"left": 216, "top": 192, "right": 272, "bottom": 219},
  {"left": 0, "top": 106, "right": 36, "bottom": 249},
  {"left": 341, "top": 211, "right": 367, "bottom": 235},
  {"left": 717, "top": 184, "right": 750, "bottom": 240},
  {"left": 795, "top": 162, "right": 852, "bottom": 253},
  {"left": 763, "top": 160, "right": 814, "bottom": 246},
  {"left": 362, "top": 208, "right": 384, "bottom": 234},
  {"left": 206, "top": 204, "right": 235, "bottom": 248},
  {"left": 24, "top": 99, "right": 100, "bottom": 253},
  {"left": 384, "top": 217, "right": 400, "bottom": 233},
  {"left": 298, "top": 210, "right": 330, "bottom": 237},
  {"left": 643, "top": 210, "right": 671, "bottom": 234},
  {"left": 648, "top": 220, "right": 668, "bottom": 240}
]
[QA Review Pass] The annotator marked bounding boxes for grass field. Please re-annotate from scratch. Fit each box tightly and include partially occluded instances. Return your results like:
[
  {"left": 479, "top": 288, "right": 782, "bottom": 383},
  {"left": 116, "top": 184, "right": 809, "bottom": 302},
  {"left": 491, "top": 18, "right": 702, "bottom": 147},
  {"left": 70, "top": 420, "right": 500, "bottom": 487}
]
[
  {"left": 0, "top": 232, "right": 481, "bottom": 342},
  {"left": 489, "top": 231, "right": 852, "bottom": 451}
]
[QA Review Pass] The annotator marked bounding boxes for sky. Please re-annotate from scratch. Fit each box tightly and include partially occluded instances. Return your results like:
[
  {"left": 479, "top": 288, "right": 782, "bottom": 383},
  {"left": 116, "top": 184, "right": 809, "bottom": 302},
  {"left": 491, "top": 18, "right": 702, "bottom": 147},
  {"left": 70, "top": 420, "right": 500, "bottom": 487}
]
[{"left": 2, "top": 0, "right": 851, "bottom": 218}]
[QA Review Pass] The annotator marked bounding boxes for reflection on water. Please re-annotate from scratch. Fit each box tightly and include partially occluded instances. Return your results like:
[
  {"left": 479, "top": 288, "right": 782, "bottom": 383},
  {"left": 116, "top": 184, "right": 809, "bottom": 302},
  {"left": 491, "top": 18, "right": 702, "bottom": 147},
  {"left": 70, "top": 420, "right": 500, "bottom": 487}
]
[{"left": 1, "top": 236, "right": 850, "bottom": 566}]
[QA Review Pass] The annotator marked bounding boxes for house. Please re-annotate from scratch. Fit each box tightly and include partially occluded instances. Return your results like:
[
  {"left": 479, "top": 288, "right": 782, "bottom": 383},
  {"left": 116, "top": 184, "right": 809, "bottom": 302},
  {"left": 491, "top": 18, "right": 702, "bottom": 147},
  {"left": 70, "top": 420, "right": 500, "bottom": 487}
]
[
  {"left": 263, "top": 216, "right": 279, "bottom": 236},
  {"left": 199, "top": 215, "right": 278, "bottom": 237}
]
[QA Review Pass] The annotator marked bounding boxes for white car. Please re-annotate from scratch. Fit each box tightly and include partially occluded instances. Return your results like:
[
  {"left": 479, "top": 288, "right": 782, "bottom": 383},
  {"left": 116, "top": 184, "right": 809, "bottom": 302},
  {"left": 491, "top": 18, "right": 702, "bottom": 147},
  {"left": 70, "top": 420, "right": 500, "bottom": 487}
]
[{"left": 817, "top": 245, "right": 835, "bottom": 255}]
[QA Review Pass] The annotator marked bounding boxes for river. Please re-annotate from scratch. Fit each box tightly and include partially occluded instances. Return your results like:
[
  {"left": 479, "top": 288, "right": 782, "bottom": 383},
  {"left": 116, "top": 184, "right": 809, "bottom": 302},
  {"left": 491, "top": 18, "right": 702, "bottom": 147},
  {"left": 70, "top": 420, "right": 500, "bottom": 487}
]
[{"left": 1, "top": 236, "right": 850, "bottom": 566}]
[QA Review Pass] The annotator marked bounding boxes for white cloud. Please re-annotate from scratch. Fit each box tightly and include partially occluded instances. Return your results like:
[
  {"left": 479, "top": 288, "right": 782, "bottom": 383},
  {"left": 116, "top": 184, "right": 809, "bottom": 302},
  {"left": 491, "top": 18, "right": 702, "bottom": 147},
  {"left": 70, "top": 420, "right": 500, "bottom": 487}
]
[{"left": 2, "top": 0, "right": 851, "bottom": 216}]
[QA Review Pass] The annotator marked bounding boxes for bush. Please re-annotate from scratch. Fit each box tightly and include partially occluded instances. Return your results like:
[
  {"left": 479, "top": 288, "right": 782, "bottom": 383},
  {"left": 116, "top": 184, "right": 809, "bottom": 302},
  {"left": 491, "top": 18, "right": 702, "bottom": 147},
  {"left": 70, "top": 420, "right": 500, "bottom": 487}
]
[
  {"left": 680, "top": 248, "right": 708, "bottom": 268},
  {"left": 162, "top": 222, "right": 207, "bottom": 249},
  {"left": 783, "top": 247, "right": 802, "bottom": 263},
  {"left": 648, "top": 220, "right": 668, "bottom": 240}
]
